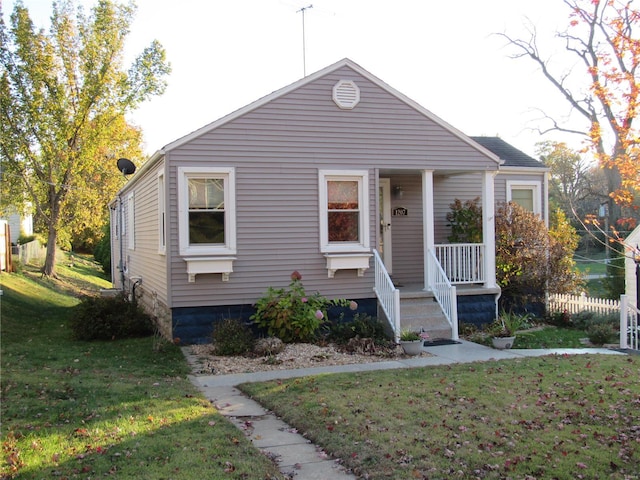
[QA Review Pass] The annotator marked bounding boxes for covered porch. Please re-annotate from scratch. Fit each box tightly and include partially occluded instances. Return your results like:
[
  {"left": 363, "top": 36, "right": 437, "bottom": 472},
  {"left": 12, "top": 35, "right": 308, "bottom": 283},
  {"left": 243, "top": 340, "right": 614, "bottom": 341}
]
[{"left": 374, "top": 169, "right": 500, "bottom": 342}]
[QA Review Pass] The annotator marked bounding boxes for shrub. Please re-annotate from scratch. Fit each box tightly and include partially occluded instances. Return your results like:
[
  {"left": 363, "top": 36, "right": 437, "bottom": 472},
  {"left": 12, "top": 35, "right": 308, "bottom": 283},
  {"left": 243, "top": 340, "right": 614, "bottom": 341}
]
[
  {"left": 569, "top": 311, "right": 618, "bottom": 331},
  {"left": 93, "top": 222, "right": 111, "bottom": 277},
  {"left": 253, "top": 337, "right": 285, "bottom": 356},
  {"left": 546, "top": 309, "right": 572, "bottom": 327},
  {"left": 251, "top": 271, "right": 356, "bottom": 343},
  {"left": 446, "top": 197, "right": 483, "bottom": 243},
  {"left": 569, "top": 310, "right": 596, "bottom": 330},
  {"left": 458, "top": 322, "right": 478, "bottom": 337},
  {"left": 212, "top": 318, "right": 254, "bottom": 356},
  {"left": 17, "top": 234, "right": 36, "bottom": 245},
  {"left": 495, "top": 203, "right": 582, "bottom": 311},
  {"left": 70, "top": 294, "right": 153, "bottom": 341},
  {"left": 324, "top": 313, "right": 388, "bottom": 344},
  {"left": 587, "top": 322, "right": 617, "bottom": 345}
]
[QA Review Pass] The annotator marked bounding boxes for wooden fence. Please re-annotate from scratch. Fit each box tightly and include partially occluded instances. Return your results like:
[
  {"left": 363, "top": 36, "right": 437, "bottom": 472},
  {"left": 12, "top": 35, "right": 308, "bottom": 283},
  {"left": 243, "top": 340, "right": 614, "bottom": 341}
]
[{"left": 548, "top": 292, "right": 620, "bottom": 315}]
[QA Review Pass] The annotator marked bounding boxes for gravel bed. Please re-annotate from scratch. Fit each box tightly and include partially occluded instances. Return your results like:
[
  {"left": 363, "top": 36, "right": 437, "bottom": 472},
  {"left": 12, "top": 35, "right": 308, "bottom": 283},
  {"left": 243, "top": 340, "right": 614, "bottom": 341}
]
[{"left": 185, "top": 342, "right": 431, "bottom": 375}]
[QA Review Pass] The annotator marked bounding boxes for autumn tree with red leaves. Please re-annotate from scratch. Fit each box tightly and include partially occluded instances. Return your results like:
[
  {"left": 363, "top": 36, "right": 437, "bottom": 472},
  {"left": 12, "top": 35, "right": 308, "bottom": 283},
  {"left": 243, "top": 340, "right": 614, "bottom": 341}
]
[{"left": 499, "top": 0, "right": 640, "bottom": 231}]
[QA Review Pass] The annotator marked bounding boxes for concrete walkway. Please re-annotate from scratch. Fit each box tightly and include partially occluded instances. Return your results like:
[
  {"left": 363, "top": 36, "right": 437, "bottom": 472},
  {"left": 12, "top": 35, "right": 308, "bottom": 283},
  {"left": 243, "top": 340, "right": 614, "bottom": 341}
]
[{"left": 185, "top": 341, "right": 624, "bottom": 479}]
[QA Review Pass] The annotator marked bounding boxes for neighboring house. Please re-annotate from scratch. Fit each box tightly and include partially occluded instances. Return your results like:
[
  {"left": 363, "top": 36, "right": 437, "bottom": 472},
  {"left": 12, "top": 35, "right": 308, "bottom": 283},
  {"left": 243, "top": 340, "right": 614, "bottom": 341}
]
[
  {"left": 109, "top": 58, "right": 547, "bottom": 344},
  {"left": 625, "top": 225, "right": 640, "bottom": 308},
  {"left": 0, "top": 206, "right": 33, "bottom": 245}
]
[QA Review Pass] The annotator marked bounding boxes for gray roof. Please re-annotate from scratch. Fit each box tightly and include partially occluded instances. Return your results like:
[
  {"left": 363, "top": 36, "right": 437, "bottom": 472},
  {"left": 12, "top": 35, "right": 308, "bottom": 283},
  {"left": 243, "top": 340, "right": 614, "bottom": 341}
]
[{"left": 470, "top": 136, "right": 544, "bottom": 169}]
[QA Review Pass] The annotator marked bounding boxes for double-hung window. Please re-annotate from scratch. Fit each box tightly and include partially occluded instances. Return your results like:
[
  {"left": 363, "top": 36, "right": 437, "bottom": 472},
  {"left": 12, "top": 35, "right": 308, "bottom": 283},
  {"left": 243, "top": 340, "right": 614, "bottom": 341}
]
[
  {"left": 178, "top": 167, "right": 236, "bottom": 257},
  {"left": 319, "top": 170, "right": 370, "bottom": 253},
  {"left": 507, "top": 180, "right": 541, "bottom": 215}
]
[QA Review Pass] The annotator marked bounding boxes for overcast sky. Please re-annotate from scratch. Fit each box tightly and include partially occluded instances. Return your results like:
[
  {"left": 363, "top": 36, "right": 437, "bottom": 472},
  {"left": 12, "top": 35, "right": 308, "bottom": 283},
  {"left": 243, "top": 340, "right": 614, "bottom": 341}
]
[{"left": 4, "top": 0, "right": 588, "bottom": 157}]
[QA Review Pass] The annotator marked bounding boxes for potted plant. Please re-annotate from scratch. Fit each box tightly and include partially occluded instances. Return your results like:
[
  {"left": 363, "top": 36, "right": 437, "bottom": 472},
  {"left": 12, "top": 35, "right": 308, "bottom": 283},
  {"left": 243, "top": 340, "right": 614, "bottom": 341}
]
[
  {"left": 399, "top": 328, "right": 427, "bottom": 355},
  {"left": 487, "top": 311, "right": 529, "bottom": 349}
]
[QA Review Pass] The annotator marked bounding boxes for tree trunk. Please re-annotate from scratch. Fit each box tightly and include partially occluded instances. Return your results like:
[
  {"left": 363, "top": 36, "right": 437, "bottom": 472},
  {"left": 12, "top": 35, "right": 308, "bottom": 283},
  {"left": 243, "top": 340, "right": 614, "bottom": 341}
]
[
  {"left": 42, "top": 223, "right": 58, "bottom": 277},
  {"left": 42, "top": 191, "right": 62, "bottom": 277}
]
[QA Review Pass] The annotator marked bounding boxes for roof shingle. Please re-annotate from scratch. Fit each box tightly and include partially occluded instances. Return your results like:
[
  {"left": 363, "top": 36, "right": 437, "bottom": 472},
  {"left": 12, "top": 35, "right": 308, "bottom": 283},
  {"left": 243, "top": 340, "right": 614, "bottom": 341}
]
[{"left": 470, "top": 136, "right": 544, "bottom": 169}]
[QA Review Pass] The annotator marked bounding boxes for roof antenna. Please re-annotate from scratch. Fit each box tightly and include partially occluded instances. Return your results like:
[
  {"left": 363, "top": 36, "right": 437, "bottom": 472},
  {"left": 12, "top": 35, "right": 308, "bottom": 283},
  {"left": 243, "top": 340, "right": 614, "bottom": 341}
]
[{"left": 297, "top": 4, "right": 313, "bottom": 76}]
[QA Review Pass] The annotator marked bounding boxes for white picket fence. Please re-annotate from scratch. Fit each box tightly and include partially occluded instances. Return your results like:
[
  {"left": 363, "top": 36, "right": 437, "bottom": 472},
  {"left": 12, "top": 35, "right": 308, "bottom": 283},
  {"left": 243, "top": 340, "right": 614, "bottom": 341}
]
[
  {"left": 548, "top": 292, "right": 620, "bottom": 315},
  {"left": 549, "top": 292, "right": 639, "bottom": 350}
]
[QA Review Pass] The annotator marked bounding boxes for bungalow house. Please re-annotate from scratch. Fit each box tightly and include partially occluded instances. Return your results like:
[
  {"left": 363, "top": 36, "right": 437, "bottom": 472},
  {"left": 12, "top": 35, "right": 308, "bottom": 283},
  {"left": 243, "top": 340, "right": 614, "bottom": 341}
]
[{"left": 109, "top": 58, "right": 547, "bottom": 344}]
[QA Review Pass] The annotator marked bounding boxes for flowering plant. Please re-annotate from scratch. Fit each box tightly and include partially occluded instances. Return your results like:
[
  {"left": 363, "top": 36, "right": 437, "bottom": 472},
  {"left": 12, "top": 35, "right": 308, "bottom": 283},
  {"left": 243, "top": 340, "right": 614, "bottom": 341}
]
[
  {"left": 400, "top": 327, "right": 430, "bottom": 342},
  {"left": 251, "top": 271, "right": 357, "bottom": 343},
  {"left": 400, "top": 329, "right": 421, "bottom": 341}
]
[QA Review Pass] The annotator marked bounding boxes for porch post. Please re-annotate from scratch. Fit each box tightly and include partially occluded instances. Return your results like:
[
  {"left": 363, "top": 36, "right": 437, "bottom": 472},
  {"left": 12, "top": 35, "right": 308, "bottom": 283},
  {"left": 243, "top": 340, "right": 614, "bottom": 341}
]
[
  {"left": 482, "top": 170, "right": 497, "bottom": 289},
  {"left": 422, "top": 170, "right": 435, "bottom": 291}
]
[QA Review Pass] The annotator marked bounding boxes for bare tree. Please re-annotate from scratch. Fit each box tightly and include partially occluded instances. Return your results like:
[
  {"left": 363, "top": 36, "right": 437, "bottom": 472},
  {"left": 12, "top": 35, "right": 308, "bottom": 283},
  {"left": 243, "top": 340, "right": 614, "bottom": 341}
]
[{"left": 497, "top": 0, "right": 640, "bottom": 232}]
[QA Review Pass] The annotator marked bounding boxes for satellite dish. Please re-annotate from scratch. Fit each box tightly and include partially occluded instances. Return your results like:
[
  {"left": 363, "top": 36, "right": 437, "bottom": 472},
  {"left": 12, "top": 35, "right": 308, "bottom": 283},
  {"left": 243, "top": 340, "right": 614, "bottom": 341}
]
[{"left": 117, "top": 158, "right": 136, "bottom": 176}]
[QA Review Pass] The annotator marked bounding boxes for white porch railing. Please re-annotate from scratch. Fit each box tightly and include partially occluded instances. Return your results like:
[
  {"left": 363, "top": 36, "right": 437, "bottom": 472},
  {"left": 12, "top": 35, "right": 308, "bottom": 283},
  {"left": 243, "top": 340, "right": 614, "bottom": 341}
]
[
  {"left": 372, "top": 250, "right": 401, "bottom": 343},
  {"left": 434, "top": 243, "right": 484, "bottom": 284},
  {"left": 427, "top": 249, "right": 459, "bottom": 340},
  {"left": 620, "top": 295, "right": 639, "bottom": 350}
]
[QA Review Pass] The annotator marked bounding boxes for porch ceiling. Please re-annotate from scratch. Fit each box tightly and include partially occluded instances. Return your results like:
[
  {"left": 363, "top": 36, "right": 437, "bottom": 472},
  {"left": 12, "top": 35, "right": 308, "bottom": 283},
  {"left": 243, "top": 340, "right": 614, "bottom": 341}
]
[{"left": 378, "top": 168, "right": 491, "bottom": 177}]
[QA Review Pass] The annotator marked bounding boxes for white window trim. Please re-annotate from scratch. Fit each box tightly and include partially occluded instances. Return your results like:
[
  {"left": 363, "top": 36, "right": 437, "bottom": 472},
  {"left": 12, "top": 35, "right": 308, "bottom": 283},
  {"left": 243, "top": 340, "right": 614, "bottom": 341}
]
[
  {"left": 506, "top": 180, "right": 542, "bottom": 215},
  {"left": 319, "top": 169, "right": 370, "bottom": 255},
  {"left": 127, "top": 192, "right": 135, "bottom": 250},
  {"left": 178, "top": 166, "right": 237, "bottom": 257},
  {"left": 158, "top": 172, "right": 166, "bottom": 255}
]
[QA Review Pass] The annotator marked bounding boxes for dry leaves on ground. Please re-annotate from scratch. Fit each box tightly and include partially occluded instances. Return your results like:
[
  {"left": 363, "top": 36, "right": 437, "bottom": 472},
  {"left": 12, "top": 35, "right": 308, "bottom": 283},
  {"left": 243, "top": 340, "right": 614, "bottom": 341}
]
[{"left": 185, "top": 342, "right": 431, "bottom": 375}]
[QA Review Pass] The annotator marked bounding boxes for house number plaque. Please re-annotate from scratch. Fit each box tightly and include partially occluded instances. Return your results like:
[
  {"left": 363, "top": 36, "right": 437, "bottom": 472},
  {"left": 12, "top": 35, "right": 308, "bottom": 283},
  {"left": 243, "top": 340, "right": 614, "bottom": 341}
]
[{"left": 393, "top": 207, "right": 408, "bottom": 216}]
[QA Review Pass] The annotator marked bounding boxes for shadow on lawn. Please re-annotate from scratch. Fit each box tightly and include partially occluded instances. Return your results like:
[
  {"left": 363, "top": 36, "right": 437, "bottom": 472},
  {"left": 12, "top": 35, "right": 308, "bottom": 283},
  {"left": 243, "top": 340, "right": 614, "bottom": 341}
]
[{"left": 7, "top": 411, "right": 282, "bottom": 479}]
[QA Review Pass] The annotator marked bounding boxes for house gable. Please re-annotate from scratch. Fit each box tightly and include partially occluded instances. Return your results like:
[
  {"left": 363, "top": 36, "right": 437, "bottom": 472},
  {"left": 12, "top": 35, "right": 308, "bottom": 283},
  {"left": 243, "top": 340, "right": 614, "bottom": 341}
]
[{"left": 161, "top": 59, "right": 501, "bottom": 167}]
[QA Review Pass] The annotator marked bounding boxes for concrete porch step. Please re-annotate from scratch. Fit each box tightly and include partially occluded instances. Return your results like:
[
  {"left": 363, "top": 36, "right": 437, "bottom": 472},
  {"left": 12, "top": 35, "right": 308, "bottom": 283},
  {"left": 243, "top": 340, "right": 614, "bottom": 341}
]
[{"left": 399, "top": 294, "right": 451, "bottom": 340}]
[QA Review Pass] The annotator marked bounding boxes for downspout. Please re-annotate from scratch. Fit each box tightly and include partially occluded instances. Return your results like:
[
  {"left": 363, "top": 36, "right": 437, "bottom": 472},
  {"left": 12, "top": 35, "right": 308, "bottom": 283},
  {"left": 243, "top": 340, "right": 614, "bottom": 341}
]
[{"left": 118, "top": 193, "right": 125, "bottom": 290}]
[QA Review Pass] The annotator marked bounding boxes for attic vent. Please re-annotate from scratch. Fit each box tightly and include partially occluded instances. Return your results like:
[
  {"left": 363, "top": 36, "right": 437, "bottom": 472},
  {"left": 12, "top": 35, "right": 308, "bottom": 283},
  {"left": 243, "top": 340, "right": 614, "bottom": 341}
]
[{"left": 333, "top": 80, "right": 360, "bottom": 109}]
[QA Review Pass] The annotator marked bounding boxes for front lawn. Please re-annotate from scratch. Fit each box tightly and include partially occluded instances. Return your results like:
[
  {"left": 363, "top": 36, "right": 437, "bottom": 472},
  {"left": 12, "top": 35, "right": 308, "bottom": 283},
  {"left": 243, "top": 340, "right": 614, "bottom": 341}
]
[
  {"left": 512, "top": 326, "right": 590, "bottom": 348},
  {"left": 0, "top": 255, "right": 283, "bottom": 479},
  {"left": 463, "top": 324, "right": 591, "bottom": 349},
  {"left": 240, "top": 354, "right": 640, "bottom": 479}
]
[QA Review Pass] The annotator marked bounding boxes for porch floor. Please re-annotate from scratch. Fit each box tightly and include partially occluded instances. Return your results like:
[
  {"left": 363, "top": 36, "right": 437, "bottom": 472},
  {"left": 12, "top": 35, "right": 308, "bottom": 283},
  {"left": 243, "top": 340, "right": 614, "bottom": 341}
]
[{"left": 396, "top": 283, "right": 500, "bottom": 297}]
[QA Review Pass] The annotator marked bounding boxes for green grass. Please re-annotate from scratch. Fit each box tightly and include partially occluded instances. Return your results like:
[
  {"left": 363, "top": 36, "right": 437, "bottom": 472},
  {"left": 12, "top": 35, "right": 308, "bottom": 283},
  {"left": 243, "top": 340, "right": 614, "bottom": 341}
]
[
  {"left": 585, "top": 276, "right": 609, "bottom": 298},
  {"left": 240, "top": 354, "right": 640, "bottom": 479},
  {"left": 574, "top": 250, "right": 608, "bottom": 276},
  {"left": 464, "top": 325, "right": 591, "bottom": 349},
  {"left": 512, "top": 326, "right": 588, "bottom": 348},
  {"left": 1, "top": 254, "right": 283, "bottom": 479}
]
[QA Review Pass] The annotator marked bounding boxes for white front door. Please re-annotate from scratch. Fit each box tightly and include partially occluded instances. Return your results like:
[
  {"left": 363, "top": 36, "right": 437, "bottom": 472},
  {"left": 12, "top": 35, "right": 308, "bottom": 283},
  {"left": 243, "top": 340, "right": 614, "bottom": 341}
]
[{"left": 379, "top": 178, "right": 393, "bottom": 273}]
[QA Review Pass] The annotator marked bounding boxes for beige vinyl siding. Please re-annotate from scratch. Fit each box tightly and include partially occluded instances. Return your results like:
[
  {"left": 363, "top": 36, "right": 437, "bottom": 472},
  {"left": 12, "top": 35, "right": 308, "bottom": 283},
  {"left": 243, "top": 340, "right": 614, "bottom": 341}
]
[
  {"left": 120, "top": 162, "right": 168, "bottom": 307},
  {"left": 433, "top": 173, "right": 483, "bottom": 243},
  {"left": 165, "top": 65, "right": 497, "bottom": 308},
  {"left": 168, "top": 164, "right": 377, "bottom": 306}
]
